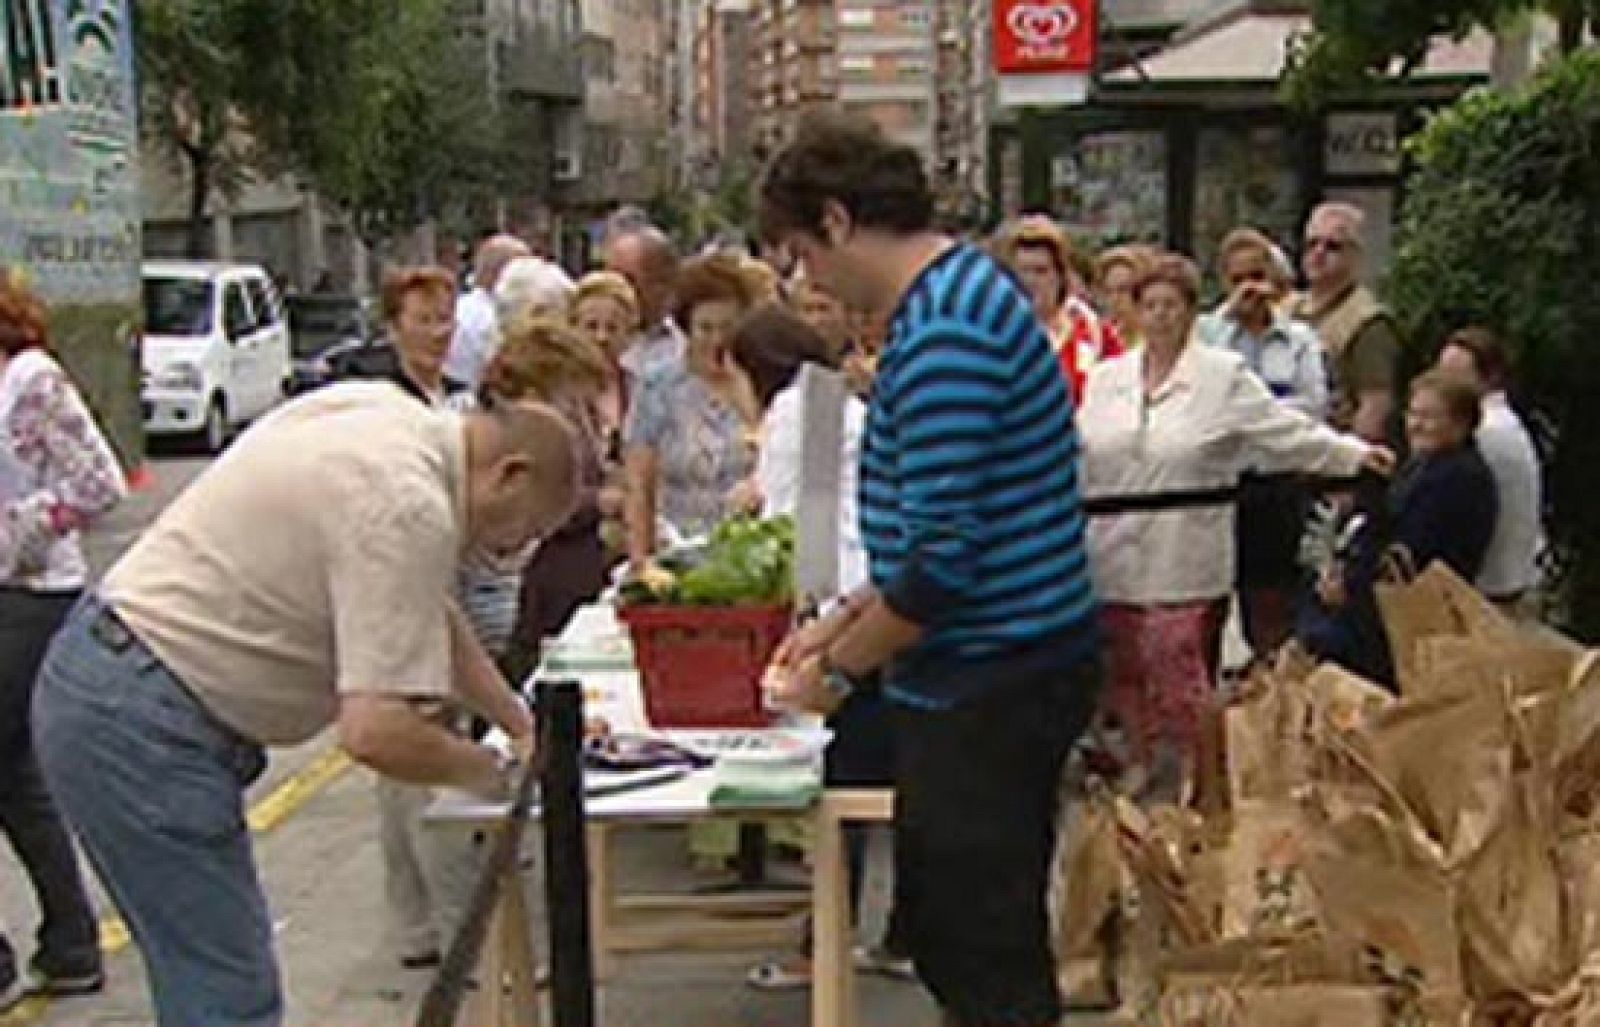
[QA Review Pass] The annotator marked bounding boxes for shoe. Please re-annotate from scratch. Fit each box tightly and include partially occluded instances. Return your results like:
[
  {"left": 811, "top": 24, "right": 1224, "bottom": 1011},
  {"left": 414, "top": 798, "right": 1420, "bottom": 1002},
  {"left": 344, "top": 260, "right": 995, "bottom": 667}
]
[
  {"left": 744, "top": 956, "right": 812, "bottom": 991},
  {"left": 0, "top": 973, "right": 26, "bottom": 1013},
  {"left": 25, "top": 965, "right": 104, "bottom": 997},
  {"left": 399, "top": 951, "right": 442, "bottom": 970},
  {"left": 852, "top": 944, "right": 915, "bottom": 980}
]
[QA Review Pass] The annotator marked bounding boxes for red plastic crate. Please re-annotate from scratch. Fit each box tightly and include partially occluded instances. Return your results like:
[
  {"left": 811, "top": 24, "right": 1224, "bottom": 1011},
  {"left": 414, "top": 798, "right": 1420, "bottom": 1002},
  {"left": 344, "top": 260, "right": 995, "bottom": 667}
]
[{"left": 618, "top": 604, "right": 792, "bottom": 728}]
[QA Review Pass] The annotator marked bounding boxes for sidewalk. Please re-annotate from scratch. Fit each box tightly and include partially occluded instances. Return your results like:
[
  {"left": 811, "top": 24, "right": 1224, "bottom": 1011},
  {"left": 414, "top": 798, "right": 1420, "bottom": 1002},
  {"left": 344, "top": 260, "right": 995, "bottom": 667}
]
[{"left": 14, "top": 743, "right": 1111, "bottom": 1026}]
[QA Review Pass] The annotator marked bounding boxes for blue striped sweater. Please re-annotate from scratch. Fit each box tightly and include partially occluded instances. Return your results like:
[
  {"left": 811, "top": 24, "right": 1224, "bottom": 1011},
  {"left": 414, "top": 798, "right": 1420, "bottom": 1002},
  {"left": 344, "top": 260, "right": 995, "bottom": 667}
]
[{"left": 861, "top": 244, "right": 1099, "bottom": 707}]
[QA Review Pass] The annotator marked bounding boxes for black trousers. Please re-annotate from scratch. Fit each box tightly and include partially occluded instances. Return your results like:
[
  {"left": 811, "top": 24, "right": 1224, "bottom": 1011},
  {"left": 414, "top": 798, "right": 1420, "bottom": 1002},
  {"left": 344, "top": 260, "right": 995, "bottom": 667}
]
[
  {"left": 0, "top": 588, "right": 101, "bottom": 983},
  {"left": 891, "top": 657, "right": 1100, "bottom": 1027}
]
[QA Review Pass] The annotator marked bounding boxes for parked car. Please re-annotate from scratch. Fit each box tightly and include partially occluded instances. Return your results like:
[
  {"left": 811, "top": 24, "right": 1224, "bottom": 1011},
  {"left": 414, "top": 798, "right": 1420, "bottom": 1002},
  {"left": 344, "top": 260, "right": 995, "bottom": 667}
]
[
  {"left": 285, "top": 294, "right": 377, "bottom": 394},
  {"left": 141, "top": 261, "right": 293, "bottom": 452}
]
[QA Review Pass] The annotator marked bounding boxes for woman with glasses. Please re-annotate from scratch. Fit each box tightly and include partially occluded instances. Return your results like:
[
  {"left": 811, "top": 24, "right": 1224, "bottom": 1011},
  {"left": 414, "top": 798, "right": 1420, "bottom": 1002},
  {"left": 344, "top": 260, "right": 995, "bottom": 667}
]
[{"left": 1299, "top": 370, "right": 1499, "bottom": 689}]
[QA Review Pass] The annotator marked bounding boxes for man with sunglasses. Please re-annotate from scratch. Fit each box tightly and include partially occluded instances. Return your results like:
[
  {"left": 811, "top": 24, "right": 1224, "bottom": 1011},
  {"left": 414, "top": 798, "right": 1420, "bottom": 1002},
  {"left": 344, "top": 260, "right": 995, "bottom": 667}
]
[{"left": 1293, "top": 202, "right": 1402, "bottom": 443}]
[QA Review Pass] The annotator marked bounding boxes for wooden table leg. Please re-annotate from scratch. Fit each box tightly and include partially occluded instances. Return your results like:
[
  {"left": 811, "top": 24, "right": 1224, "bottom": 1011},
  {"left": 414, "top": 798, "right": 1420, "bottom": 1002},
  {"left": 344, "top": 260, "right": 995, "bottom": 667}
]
[
  {"left": 812, "top": 797, "right": 855, "bottom": 1027},
  {"left": 587, "top": 823, "right": 616, "bottom": 983},
  {"left": 464, "top": 864, "right": 542, "bottom": 1027}
]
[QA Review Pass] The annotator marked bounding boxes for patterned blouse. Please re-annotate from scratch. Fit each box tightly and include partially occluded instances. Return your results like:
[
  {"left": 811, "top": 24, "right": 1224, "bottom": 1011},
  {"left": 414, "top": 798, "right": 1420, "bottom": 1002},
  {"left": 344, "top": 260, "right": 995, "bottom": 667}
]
[
  {"left": 624, "top": 364, "right": 750, "bottom": 542},
  {"left": 0, "top": 349, "right": 127, "bottom": 590}
]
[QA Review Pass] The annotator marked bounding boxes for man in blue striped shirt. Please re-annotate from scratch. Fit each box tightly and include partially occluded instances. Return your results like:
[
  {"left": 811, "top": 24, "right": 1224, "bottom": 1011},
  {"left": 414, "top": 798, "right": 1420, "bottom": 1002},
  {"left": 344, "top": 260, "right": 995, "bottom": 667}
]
[{"left": 760, "top": 111, "right": 1100, "bottom": 1027}]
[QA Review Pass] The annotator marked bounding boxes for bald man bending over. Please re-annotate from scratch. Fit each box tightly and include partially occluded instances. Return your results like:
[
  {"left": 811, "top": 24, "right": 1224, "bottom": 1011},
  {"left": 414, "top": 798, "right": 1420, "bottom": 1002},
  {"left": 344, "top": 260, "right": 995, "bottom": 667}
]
[
  {"left": 447, "top": 233, "right": 532, "bottom": 389},
  {"left": 32, "top": 384, "right": 579, "bottom": 1027}
]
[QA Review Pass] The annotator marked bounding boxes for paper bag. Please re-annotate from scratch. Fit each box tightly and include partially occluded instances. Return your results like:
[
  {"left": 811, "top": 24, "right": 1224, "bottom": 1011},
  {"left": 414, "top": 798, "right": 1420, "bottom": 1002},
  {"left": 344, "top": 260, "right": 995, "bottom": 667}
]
[
  {"left": 1216, "top": 800, "right": 1321, "bottom": 940},
  {"left": 1300, "top": 791, "right": 1464, "bottom": 1000},
  {"left": 1557, "top": 829, "right": 1600, "bottom": 968},
  {"left": 1376, "top": 560, "right": 1517, "bottom": 697},
  {"left": 1366, "top": 688, "right": 1512, "bottom": 869},
  {"left": 1457, "top": 770, "right": 1566, "bottom": 1002},
  {"left": 1051, "top": 791, "right": 1126, "bottom": 1007},
  {"left": 1156, "top": 981, "right": 1389, "bottom": 1026}
]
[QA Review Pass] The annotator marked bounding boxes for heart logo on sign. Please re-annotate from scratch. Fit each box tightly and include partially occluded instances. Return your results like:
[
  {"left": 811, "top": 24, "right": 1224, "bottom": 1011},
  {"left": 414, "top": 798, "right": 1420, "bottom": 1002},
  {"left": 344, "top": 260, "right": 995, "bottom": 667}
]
[{"left": 1007, "top": 1, "right": 1078, "bottom": 49}]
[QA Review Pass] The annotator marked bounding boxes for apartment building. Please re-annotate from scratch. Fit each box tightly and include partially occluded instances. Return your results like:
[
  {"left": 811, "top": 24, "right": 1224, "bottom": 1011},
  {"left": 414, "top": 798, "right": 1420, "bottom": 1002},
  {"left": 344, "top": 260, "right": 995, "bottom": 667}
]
[
  {"left": 833, "top": 0, "right": 938, "bottom": 157},
  {"left": 692, "top": 0, "right": 756, "bottom": 183}
]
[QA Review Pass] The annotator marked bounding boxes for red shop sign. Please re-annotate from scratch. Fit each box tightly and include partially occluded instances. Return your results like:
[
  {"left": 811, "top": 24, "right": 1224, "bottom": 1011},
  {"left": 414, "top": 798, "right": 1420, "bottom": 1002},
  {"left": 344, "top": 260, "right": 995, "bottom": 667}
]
[{"left": 993, "top": 0, "right": 1097, "bottom": 75}]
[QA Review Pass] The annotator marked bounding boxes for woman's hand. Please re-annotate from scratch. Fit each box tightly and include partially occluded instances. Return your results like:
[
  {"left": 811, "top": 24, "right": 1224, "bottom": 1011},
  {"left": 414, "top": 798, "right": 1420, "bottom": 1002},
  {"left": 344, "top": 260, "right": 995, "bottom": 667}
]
[
  {"left": 704, "top": 348, "right": 765, "bottom": 428},
  {"left": 1363, "top": 445, "right": 1397, "bottom": 477},
  {"left": 725, "top": 477, "right": 764, "bottom": 516}
]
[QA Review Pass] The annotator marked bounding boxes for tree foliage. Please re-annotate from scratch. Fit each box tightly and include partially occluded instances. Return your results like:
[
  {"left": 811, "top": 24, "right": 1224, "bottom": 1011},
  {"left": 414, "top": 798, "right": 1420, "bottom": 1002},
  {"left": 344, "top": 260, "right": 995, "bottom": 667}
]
[
  {"left": 1283, "top": 0, "right": 1600, "bottom": 108},
  {"left": 136, "top": 0, "right": 514, "bottom": 255},
  {"left": 1388, "top": 50, "right": 1600, "bottom": 636}
]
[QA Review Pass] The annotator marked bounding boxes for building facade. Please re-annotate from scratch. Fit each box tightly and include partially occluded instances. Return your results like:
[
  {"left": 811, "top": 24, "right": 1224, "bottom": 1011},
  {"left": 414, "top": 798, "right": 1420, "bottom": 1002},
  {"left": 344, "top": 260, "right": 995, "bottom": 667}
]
[
  {"left": 692, "top": 0, "right": 755, "bottom": 185},
  {"left": 573, "top": 0, "right": 673, "bottom": 233},
  {"left": 834, "top": 0, "right": 938, "bottom": 158},
  {"left": 750, "top": 0, "right": 837, "bottom": 159}
]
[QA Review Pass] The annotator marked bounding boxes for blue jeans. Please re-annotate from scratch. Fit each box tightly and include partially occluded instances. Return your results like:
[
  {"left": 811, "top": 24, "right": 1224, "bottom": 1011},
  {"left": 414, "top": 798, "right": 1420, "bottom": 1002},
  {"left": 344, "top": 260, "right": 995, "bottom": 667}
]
[{"left": 32, "top": 597, "right": 280, "bottom": 1027}]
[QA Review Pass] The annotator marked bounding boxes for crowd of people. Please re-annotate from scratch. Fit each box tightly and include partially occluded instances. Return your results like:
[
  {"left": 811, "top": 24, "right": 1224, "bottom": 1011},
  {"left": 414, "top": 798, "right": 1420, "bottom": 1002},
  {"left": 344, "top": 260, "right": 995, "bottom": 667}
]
[{"left": 0, "top": 106, "right": 1549, "bottom": 1027}]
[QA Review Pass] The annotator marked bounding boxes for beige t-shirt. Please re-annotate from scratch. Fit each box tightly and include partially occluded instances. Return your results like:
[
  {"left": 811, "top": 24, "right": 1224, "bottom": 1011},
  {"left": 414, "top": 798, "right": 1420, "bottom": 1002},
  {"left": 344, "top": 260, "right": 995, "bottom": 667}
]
[{"left": 101, "top": 383, "right": 466, "bottom": 745}]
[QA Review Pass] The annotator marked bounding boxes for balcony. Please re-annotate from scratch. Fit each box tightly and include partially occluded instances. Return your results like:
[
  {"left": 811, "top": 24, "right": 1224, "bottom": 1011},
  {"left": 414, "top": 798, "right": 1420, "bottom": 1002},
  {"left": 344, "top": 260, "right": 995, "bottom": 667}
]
[{"left": 500, "top": 23, "right": 584, "bottom": 102}]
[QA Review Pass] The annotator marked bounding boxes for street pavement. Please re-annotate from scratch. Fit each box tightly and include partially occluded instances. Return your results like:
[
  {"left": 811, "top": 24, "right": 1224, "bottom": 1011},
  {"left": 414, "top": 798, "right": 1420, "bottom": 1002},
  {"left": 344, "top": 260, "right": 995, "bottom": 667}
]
[{"left": 1, "top": 450, "right": 1110, "bottom": 1027}]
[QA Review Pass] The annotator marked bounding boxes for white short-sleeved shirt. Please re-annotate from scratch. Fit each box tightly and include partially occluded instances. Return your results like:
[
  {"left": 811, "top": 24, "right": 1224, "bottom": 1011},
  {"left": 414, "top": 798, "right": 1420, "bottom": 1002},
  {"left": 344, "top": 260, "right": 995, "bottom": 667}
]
[
  {"left": 1475, "top": 392, "right": 1543, "bottom": 597},
  {"left": 757, "top": 382, "right": 869, "bottom": 594},
  {"left": 101, "top": 384, "right": 465, "bottom": 745}
]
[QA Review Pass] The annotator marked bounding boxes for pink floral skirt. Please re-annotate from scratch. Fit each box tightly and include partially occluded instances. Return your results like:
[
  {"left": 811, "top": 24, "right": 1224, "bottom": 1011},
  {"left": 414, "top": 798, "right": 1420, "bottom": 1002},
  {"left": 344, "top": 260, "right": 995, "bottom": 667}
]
[{"left": 1100, "top": 600, "right": 1227, "bottom": 767}]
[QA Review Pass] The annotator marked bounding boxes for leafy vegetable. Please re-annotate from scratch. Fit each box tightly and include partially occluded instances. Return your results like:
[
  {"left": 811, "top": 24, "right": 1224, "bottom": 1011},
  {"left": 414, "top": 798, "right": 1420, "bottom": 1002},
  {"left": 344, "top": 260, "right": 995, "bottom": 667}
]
[{"left": 625, "top": 515, "right": 795, "bottom": 606}]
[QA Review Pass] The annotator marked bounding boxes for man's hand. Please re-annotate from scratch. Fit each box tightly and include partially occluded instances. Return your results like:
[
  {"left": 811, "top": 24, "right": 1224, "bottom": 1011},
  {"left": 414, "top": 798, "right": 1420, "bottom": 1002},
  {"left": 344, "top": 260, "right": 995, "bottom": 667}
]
[
  {"left": 763, "top": 656, "right": 845, "bottom": 717},
  {"left": 771, "top": 601, "right": 861, "bottom": 670}
]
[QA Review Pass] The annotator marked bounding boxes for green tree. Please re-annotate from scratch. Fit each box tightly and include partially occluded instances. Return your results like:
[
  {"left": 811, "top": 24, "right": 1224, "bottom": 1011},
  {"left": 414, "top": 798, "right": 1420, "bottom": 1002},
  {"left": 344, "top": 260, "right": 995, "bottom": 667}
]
[
  {"left": 1284, "top": 0, "right": 1600, "bottom": 107},
  {"left": 1388, "top": 50, "right": 1600, "bottom": 637},
  {"left": 291, "top": 0, "right": 514, "bottom": 249},
  {"left": 137, "top": 0, "right": 507, "bottom": 256}
]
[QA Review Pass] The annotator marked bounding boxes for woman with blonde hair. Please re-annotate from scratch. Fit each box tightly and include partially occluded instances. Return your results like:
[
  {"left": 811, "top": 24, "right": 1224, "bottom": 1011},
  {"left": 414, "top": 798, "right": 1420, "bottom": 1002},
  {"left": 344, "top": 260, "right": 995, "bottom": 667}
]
[
  {"left": 570, "top": 270, "right": 639, "bottom": 442},
  {"left": 1093, "top": 243, "right": 1156, "bottom": 349},
  {"left": 995, "top": 215, "right": 1124, "bottom": 399},
  {"left": 483, "top": 314, "right": 618, "bottom": 656}
]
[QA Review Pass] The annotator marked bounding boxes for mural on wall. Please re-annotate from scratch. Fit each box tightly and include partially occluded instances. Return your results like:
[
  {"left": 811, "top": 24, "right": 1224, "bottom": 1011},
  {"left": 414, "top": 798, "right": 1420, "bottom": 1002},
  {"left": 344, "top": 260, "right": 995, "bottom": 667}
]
[{"left": 1, "top": 0, "right": 143, "bottom": 462}]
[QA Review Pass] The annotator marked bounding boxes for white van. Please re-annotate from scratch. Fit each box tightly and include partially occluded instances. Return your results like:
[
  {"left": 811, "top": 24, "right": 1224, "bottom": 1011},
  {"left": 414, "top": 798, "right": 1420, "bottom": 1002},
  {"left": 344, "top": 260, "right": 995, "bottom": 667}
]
[{"left": 141, "top": 261, "right": 293, "bottom": 452}]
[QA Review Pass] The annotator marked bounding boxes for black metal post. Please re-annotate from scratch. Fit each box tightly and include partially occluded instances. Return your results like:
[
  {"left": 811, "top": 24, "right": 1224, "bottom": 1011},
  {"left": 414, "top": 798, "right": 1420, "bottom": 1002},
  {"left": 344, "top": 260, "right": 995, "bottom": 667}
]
[{"left": 537, "top": 678, "right": 595, "bottom": 1027}]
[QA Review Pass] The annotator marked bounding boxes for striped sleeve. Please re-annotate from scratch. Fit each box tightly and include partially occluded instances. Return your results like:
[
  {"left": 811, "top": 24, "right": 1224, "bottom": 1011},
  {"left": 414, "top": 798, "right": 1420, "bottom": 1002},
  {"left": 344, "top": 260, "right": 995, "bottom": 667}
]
[{"left": 878, "top": 324, "right": 1008, "bottom": 625}]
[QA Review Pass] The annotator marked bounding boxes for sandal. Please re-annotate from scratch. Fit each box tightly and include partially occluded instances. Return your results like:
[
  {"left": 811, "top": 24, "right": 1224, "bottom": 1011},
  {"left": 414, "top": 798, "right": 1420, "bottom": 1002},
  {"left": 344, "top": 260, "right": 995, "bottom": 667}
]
[{"left": 744, "top": 956, "right": 812, "bottom": 991}]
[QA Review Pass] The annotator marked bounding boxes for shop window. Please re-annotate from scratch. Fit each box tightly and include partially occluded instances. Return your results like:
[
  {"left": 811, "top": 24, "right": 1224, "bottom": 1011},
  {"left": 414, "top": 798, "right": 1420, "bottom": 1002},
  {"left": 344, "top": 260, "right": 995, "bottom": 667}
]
[
  {"left": 1052, "top": 130, "right": 1167, "bottom": 245},
  {"left": 1192, "top": 124, "right": 1301, "bottom": 275}
]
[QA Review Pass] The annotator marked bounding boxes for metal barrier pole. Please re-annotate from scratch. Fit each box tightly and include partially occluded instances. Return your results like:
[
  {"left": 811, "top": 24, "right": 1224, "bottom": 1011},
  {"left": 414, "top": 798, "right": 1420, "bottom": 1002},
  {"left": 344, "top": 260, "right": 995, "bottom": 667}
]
[{"left": 537, "top": 678, "right": 595, "bottom": 1027}]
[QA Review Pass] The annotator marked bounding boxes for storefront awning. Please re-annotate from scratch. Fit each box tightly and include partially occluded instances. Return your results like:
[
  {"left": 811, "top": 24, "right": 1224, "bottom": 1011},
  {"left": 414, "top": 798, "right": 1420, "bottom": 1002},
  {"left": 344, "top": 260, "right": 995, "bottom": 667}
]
[{"left": 1103, "top": 7, "right": 1493, "bottom": 89}]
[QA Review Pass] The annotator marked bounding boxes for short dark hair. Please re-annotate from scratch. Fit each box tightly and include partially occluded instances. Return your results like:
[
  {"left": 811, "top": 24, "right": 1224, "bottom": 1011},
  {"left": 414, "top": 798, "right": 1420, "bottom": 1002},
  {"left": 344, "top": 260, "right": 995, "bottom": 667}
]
[
  {"left": 758, "top": 110, "right": 934, "bottom": 242},
  {"left": 1411, "top": 369, "right": 1485, "bottom": 434},
  {"left": 730, "top": 302, "right": 838, "bottom": 410},
  {"left": 1443, "top": 326, "right": 1511, "bottom": 390}
]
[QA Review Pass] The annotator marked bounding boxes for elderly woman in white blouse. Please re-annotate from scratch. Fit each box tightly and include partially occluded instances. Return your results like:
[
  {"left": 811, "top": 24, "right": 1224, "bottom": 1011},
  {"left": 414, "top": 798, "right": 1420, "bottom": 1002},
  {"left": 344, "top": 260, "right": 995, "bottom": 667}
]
[{"left": 1077, "top": 253, "right": 1392, "bottom": 795}]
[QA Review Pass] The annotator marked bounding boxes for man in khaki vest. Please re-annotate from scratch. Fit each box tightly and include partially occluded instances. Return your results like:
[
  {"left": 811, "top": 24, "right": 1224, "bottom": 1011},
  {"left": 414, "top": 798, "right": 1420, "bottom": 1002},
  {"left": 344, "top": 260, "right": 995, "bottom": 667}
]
[{"left": 1294, "top": 202, "right": 1402, "bottom": 443}]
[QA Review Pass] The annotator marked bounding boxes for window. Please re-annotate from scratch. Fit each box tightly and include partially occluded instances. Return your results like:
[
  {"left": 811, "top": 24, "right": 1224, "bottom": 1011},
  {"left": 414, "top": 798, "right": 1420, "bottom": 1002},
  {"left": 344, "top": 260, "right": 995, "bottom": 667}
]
[
  {"left": 245, "top": 277, "right": 280, "bottom": 330},
  {"left": 839, "top": 54, "right": 874, "bottom": 73},
  {"left": 1, "top": 0, "right": 63, "bottom": 108},
  {"left": 838, "top": 8, "right": 873, "bottom": 28},
  {"left": 223, "top": 282, "right": 254, "bottom": 340},
  {"left": 143, "top": 277, "right": 214, "bottom": 338}
]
